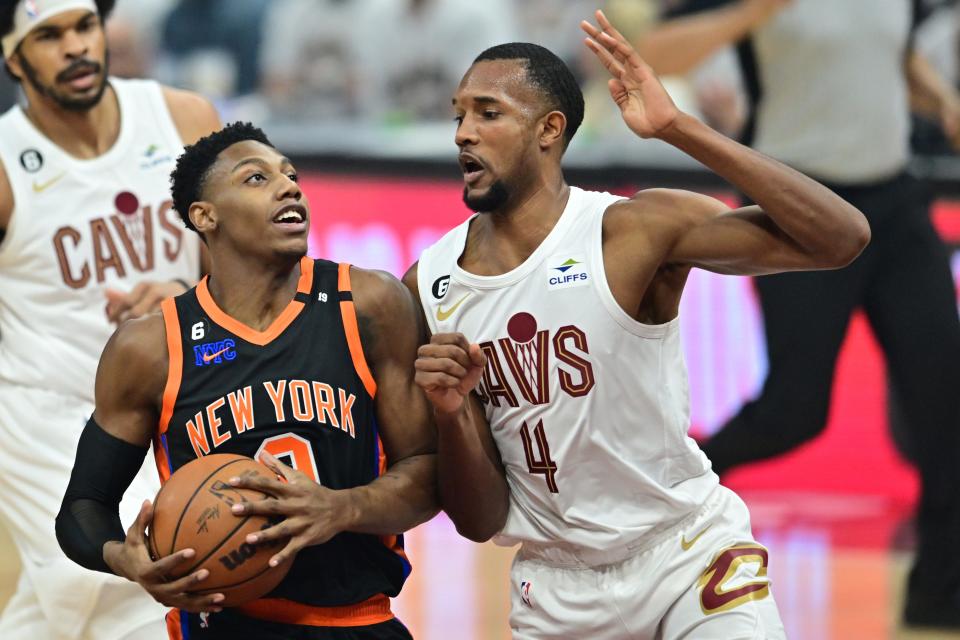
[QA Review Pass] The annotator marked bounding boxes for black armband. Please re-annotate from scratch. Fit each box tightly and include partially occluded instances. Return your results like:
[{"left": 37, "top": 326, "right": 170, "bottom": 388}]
[{"left": 55, "top": 417, "right": 150, "bottom": 574}]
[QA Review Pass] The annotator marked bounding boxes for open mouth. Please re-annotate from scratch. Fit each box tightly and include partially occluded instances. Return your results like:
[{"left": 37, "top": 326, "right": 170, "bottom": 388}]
[
  {"left": 458, "top": 153, "right": 486, "bottom": 185},
  {"left": 271, "top": 204, "right": 307, "bottom": 228}
]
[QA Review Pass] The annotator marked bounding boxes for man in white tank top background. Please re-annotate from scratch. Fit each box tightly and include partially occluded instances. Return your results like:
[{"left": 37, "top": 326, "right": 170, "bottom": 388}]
[
  {"left": 0, "top": 1, "right": 220, "bottom": 638},
  {"left": 407, "top": 11, "right": 870, "bottom": 639}
]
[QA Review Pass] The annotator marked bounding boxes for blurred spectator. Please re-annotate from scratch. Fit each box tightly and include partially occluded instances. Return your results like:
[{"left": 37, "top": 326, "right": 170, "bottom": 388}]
[
  {"left": 159, "top": 0, "right": 269, "bottom": 97},
  {"left": 641, "top": 0, "right": 960, "bottom": 629},
  {"left": 260, "top": 0, "right": 387, "bottom": 121},
  {"left": 516, "top": 0, "right": 597, "bottom": 68},
  {"left": 106, "top": 0, "right": 176, "bottom": 79},
  {"left": 365, "top": 0, "right": 519, "bottom": 123}
]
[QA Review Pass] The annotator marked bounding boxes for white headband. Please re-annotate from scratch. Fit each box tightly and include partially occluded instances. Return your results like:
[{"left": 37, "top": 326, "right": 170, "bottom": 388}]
[{"left": 2, "top": 0, "right": 98, "bottom": 59}]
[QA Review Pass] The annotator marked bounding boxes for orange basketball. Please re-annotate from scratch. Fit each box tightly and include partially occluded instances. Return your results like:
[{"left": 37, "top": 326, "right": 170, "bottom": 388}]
[{"left": 148, "top": 453, "right": 291, "bottom": 607}]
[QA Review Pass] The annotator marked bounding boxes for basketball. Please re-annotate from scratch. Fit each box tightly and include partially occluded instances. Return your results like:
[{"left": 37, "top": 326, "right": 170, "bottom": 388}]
[{"left": 148, "top": 454, "right": 291, "bottom": 607}]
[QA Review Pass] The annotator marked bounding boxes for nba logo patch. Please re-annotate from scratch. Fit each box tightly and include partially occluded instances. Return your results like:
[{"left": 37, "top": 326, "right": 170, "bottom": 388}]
[
  {"left": 520, "top": 580, "right": 533, "bottom": 608},
  {"left": 24, "top": 1, "right": 39, "bottom": 19}
]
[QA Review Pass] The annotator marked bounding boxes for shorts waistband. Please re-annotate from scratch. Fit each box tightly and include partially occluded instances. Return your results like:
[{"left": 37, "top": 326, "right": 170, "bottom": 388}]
[
  {"left": 517, "top": 486, "right": 723, "bottom": 569},
  {"left": 237, "top": 594, "right": 394, "bottom": 628}
]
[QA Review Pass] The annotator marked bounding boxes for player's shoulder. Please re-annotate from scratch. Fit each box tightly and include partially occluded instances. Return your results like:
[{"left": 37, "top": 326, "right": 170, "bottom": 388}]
[
  {"left": 102, "top": 311, "right": 168, "bottom": 370},
  {"left": 159, "top": 85, "right": 222, "bottom": 146},
  {"left": 348, "top": 266, "right": 420, "bottom": 338},
  {"left": 350, "top": 266, "right": 415, "bottom": 313},
  {"left": 603, "top": 187, "right": 731, "bottom": 236}
]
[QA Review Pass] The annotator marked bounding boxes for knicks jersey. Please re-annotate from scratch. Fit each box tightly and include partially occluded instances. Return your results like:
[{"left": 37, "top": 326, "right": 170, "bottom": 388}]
[
  {"left": 0, "top": 78, "right": 201, "bottom": 400},
  {"left": 417, "top": 187, "right": 719, "bottom": 552},
  {"left": 156, "top": 258, "right": 409, "bottom": 608}
]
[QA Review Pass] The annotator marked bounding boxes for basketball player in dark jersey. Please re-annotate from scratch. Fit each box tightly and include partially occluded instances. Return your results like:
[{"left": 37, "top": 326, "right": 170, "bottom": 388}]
[{"left": 56, "top": 122, "right": 438, "bottom": 639}]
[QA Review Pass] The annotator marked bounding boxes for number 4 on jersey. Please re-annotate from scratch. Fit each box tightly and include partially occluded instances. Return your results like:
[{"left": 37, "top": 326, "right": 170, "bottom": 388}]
[{"left": 520, "top": 420, "right": 559, "bottom": 493}]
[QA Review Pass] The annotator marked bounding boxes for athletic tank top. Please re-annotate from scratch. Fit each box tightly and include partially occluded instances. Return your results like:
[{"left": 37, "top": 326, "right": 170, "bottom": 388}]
[
  {"left": 0, "top": 78, "right": 201, "bottom": 400},
  {"left": 417, "top": 187, "right": 719, "bottom": 553},
  {"left": 156, "top": 257, "right": 409, "bottom": 608}
]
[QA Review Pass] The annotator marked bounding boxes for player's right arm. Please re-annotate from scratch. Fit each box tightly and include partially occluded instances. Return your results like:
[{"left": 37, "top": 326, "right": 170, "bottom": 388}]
[
  {"left": 0, "top": 159, "right": 12, "bottom": 238},
  {"left": 403, "top": 264, "right": 510, "bottom": 542},
  {"left": 55, "top": 314, "right": 224, "bottom": 613},
  {"left": 635, "top": 0, "right": 789, "bottom": 76}
]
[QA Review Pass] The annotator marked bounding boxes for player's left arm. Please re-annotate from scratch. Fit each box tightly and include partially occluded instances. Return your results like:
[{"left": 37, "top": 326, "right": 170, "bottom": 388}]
[
  {"left": 583, "top": 10, "right": 871, "bottom": 276},
  {"left": 344, "top": 267, "right": 440, "bottom": 531},
  {"left": 231, "top": 268, "right": 438, "bottom": 567},
  {"left": 103, "top": 88, "right": 220, "bottom": 324}
]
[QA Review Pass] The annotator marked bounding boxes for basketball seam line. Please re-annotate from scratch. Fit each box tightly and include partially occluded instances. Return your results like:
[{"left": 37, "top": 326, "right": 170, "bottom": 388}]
[{"left": 169, "top": 458, "right": 256, "bottom": 559}]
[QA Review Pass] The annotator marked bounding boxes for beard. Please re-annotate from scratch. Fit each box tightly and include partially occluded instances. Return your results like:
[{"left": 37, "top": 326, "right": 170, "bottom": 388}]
[
  {"left": 19, "top": 50, "right": 109, "bottom": 112},
  {"left": 463, "top": 179, "right": 510, "bottom": 213}
]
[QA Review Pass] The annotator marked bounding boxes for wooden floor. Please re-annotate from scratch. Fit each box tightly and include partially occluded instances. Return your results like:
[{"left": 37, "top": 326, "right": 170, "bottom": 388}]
[{"left": 2, "top": 491, "right": 959, "bottom": 639}]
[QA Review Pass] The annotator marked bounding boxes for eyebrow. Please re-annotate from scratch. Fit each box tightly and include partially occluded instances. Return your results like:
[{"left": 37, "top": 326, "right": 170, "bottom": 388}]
[
  {"left": 231, "top": 156, "right": 293, "bottom": 172},
  {"left": 451, "top": 96, "right": 503, "bottom": 106}
]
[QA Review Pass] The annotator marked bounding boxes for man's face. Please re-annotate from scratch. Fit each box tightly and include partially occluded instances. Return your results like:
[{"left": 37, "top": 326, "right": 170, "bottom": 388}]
[
  {"left": 453, "top": 59, "right": 546, "bottom": 213},
  {"left": 8, "top": 9, "right": 109, "bottom": 111},
  {"left": 200, "top": 141, "right": 310, "bottom": 260}
]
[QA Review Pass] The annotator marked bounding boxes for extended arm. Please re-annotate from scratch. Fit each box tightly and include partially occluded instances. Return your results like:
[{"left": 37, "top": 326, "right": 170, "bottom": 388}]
[
  {"left": 404, "top": 264, "right": 509, "bottom": 542},
  {"left": 56, "top": 313, "right": 224, "bottom": 612},
  {"left": 636, "top": 0, "right": 788, "bottom": 76},
  {"left": 584, "top": 11, "right": 869, "bottom": 277}
]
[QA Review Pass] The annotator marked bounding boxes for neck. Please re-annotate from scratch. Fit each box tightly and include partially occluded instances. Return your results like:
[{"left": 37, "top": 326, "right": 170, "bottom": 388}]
[
  {"left": 205, "top": 252, "right": 304, "bottom": 331},
  {"left": 463, "top": 172, "right": 570, "bottom": 275},
  {"left": 22, "top": 83, "right": 119, "bottom": 159}
]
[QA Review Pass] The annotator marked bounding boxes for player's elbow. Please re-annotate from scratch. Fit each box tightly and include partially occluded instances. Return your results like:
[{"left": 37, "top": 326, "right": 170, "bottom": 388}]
[
  {"left": 447, "top": 504, "right": 508, "bottom": 543},
  {"left": 829, "top": 214, "right": 871, "bottom": 268},
  {"left": 453, "top": 518, "right": 501, "bottom": 544}
]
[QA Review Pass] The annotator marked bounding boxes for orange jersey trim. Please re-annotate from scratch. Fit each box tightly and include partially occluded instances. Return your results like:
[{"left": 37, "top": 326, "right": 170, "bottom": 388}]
[
  {"left": 165, "top": 609, "right": 183, "bottom": 640},
  {"left": 337, "top": 263, "right": 377, "bottom": 398},
  {"left": 196, "top": 256, "right": 314, "bottom": 346},
  {"left": 238, "top": 594, "right": 393, "bottom": 628},
  {"left": 159, "top": 298, "right": 182, "bottom": 436}
]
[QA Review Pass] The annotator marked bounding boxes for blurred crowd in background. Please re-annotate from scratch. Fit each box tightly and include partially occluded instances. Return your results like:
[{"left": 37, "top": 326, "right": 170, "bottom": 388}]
[{"left": 1, "top": 0, "right": 958, "bottom": 160}]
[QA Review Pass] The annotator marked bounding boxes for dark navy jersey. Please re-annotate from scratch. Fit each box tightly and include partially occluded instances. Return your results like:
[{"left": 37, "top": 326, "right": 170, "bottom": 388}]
[{"left": 153, "top": 257, "right": 409, "bottom": 610}]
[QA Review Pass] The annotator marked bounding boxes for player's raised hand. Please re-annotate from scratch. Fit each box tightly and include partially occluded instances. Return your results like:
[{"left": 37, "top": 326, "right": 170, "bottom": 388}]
[
  {"left": 581, "top": 10, "right": 681, "bottom": 139},
  {"left": 415, "top": 333, "right": 486, "bottom": 414},
  {"left": 103, "top": 500, "right": 225, "bottom": 613},
  {"left": 228, "top": 451, "right": 351, "bottom": 568}
]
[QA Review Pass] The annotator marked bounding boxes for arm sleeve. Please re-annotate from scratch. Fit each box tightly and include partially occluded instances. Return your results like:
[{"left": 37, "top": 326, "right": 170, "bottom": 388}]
[
  {"left": 55, "top": 417, "right": 150, "bottom": 574},
  {"left": 664, "top": 0, "right": 738, "bottom": 19}
]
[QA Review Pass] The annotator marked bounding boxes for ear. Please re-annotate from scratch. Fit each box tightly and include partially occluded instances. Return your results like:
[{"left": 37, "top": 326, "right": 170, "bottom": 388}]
[
  {"left": 538, "top": 110, "right": 567, "bottom": 151},
  {"left": 5, "top": 53, "right": 24, "bottom": 82},
  {"left": 189, "top": 202, "right": 217, "bottom": 235}
]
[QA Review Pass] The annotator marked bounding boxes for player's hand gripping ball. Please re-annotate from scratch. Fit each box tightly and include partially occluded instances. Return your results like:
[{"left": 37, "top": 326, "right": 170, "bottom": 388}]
[{"left": 148, "top": 454, "right": 292, "bottom": 606}]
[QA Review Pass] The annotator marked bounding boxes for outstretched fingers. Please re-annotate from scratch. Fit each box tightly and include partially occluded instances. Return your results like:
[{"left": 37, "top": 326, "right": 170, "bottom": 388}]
[
  {"left": 583, "top": 10, "right": 653, "bottom": 79},
  {"left": 582, "top": 31, "right": 626, "bottom": 79}
]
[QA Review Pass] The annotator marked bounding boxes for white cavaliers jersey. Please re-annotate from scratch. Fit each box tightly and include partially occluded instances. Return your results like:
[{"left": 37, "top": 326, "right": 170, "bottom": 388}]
[
  {"left": 417, "top": 187, "right": 719, "bottom": 552},
  {"left": 0, "top": 78, "right": 201, "bottom": 400}
]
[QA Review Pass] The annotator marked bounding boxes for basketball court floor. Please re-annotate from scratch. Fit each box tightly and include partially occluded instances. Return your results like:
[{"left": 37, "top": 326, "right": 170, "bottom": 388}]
[{"left": 1, "top": 489, "right": 958, "bottom": 640}]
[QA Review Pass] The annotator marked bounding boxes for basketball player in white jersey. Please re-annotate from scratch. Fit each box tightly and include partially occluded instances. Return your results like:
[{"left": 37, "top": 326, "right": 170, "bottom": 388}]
[
  {"left": 408, "top": 11, "right": 871, "bottom": 639},
  {"left": 0, "top": 1, "right": 219, "bottom": 638}
]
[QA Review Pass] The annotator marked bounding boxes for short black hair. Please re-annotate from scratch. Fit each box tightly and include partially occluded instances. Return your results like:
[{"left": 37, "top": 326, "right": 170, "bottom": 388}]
[
  {"left": 474, "top": 43, "right": 584, "bottom": 148},
  {"left": 2, "top": 0, "right": 116, "bottom": 81},
  {"left": 170, "top": 121, "right": 274, "bottom": 234}
]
